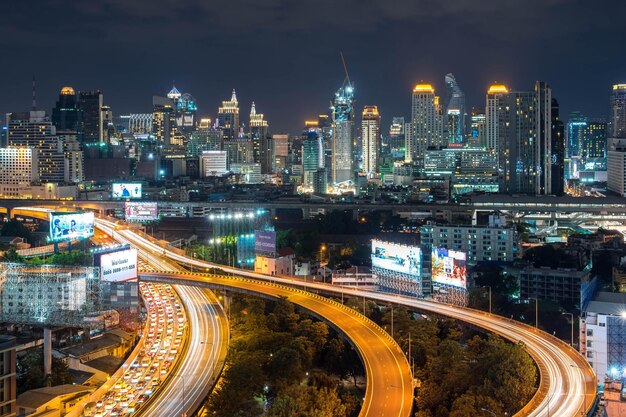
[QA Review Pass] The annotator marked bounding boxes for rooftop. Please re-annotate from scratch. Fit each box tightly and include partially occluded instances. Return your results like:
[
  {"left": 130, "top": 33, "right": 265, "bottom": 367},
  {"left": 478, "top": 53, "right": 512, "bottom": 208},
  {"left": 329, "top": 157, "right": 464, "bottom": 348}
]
[
  {"left": 585, "top": 292, "right": 626, "bottom": 315},
  {"left": 17, "top": 384, "right": 93, "bottom": 410}
]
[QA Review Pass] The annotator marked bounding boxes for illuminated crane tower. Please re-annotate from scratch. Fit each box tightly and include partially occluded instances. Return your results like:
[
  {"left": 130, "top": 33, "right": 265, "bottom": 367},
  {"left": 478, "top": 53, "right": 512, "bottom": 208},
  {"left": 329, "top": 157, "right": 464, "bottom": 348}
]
[{"left": 331, "top": 53, "right": 356, "bottom": 188}]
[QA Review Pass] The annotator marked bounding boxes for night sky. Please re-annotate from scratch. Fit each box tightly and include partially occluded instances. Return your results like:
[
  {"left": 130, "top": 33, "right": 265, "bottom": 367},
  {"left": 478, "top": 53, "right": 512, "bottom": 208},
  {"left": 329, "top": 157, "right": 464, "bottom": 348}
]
[{"left": 1, "top": 0, "right": 625, "bottom": 134}]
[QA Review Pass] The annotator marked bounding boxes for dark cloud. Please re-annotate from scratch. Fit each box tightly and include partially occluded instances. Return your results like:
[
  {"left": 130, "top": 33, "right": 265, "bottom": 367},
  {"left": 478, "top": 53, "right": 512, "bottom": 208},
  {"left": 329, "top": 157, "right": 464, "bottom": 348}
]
[{"left": 0, "top": 0, "right": 625, "bottom": 133}]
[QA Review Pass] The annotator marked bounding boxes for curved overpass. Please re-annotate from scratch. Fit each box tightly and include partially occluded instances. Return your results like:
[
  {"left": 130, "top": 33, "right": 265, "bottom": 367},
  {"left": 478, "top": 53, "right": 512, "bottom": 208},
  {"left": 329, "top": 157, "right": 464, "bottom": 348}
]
[{"left": 97, "top": 218, "right": 595, "bottom": 417}]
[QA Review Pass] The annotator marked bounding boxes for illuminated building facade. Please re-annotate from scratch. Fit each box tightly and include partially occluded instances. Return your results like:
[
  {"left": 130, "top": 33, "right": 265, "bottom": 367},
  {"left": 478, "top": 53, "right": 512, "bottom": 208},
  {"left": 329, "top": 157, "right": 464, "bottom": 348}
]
[
  {"left": 51, "top": 87, "right": 80, "bottom": 132},
  {"left": 583, "top": 121, "right": 607, "bottom": 161},
  {"left": 444, "top": 74, "right": 465, "bottom": 144},
  {"left": 175, "top": 92, "right": 197, "bottom": 136},
  {"left": 303, "top": 130, "right": 326, "bottom": 192},
  {"left": 217, "top": 89, "right": 240, "bottom": 141},
  {"left": 361, "top": 105, "right": 380, "bottom": 177},
  {"left": 485, "top": 83, "right": 508, "bottom": 152},
  {"left": 389, "top": 117, "right": 405, "bottom": 153},
  {"left": 551, "top": 98, "right": 565, "bottom": 196},
  {"left": 611, "top": 84, "right": 626, "bottom": 138},
  {"left": 77, "top": 90, "right": 103, "bottom": 144},
  {"left": 0, "top": 148, "right": 38, "bottom": 185},
  {"left": 188, "top": 118, "right": 222, "bottom": 157},
  {"left": 408, "top": 84, "right": 443, "bottom": 163},
  {"left": 272, "top": 133, "right": 289, "bottom": 173},
  {"left": 331, "top": 84, "right": 355, "bottom": 185},
  {"left": 249, "top": 102, "right": 271, "bottom": 174},
  {"left": 469, "top": 110, "right": 486, "bottom": 147},
  {"left": 199, "top": 150, "right": 228, "bottom": 177},
  {"left": 152, "top": 95, "right": 183, "bottom": 147}
]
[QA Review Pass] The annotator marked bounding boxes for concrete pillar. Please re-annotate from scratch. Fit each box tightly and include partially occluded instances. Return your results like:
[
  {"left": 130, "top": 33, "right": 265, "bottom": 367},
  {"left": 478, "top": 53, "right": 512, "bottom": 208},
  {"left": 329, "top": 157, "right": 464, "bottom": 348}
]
[{"left": 43, "top": 327, "right": 52, "bottom": 384}]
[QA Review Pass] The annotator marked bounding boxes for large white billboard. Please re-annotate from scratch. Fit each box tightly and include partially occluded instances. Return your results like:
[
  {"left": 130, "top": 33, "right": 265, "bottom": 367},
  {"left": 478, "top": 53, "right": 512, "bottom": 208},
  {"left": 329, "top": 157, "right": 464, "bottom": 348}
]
[
  {"left": 431, "top": 248, "right": 467, "bottom": 289},
  {"left": 371, "top": 240, "right": 421, "bottom": 276},
  {"left": 112, "top": 183, "right": 142, "bottom": 199},
  {"left": 100, "top": 248, "right": 138, "bottom": 282},
  {"left": 49, "top": 212, "right": 95, "bottom": 242},
  {"left": 125, "top": 202, "right": 158, "bottom": 221}
]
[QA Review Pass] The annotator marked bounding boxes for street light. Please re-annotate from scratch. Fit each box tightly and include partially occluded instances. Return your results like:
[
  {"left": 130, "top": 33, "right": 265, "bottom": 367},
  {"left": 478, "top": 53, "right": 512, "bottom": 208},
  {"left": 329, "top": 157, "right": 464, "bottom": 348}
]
[
  {"left": 562, "top": 312, "right": 575, "bottom": 347},
  {"left": 482, "top": 285, "right": 492, "bottom": 314}
]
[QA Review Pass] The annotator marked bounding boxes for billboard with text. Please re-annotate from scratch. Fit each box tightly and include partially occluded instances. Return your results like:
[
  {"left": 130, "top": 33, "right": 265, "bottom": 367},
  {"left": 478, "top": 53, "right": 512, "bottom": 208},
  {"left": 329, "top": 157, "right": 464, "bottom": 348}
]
[
  {"left": 125, "top": 202, "right": 158, "bottom": 221},
  {"left": 99, "top": 248, "right": 138, "bottom": 282},
  {"left": 112, "top": 183, "right": 142, "bottom": 199},
  {"left": 254, "top": 230, "right": 276, "bottom": 255}
]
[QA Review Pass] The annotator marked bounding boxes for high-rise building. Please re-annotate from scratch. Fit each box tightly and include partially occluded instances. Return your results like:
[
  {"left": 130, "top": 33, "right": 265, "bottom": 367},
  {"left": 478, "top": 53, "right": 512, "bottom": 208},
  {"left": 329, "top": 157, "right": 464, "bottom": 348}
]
[
  {"left": 7, "top": 111, "right": 65, "bottom": 183},
  {"left": 583, "top": 121, "right": 607, "bottom": 161},
  {"left": 361, "top": 105, "right": 380, "bottom": 177},
  {"left": 272, "top": 133, "right": 289, "bottom": 173},
  {"left": 303, "top": 130, "right": 325, "bottom": 193},
  {"left": 389, "top": 117, "right": 405, "bottom": 153},
  {"left": 199, "top": 150, "right": 228, "bottom": 177},
  {"left": 122, "top": 113, "right": 153, "bottom": 134},
  {"left": 223, "top": 137, "right": 253, "bottom": 167},
  {"left": 551, "top": 98, "right": 565, "bottom": 196},
  {"left": 0, "top": 148, "right": 38, "bottom": 184},
  {"left": 535, "top": 81, "right": 552, "bottom": 195},
  {"left": 610, "top": 84, "right": 626, "bottom": 138},
  {"left": 469, "top": 109, "right": 486, "bottom": 147},
  {"left": 217, "top": 90, "right": 240, "bottom": 141},
  {"left": 175, "top": 93, "right": 197, "bottom": 136},
  {"left": 331, "top": 84, "right": 355, "bottom": 185},
  {"left": 249, "top": 102, "right": 271, "bottom": 174},
  {"left": 152, "top": 96, "right": 184, "bottom": 147},
  {"left": 567, "top": 112, "right": 587, "bottom": 157},
  {"left": 607, "top": 138, "right": 626, "bottom": 196},
  {"left": 77, "top": 91, "right": 103, "bottom": 144},
  {"left": 485, "top": 84, "right": 509, "bottom": 152},
  {"left": 408, "top": 84, "right": 443, "bottom": 163},
  {"left": 444, "top": 74, "right": 465, "bottom": 144},
  {"left": 51, "top": 87, "right": 80, "bottom": 132},
  {"left": 58, "top": 133, "right": 84, "bottom": 184},
  {"left": 188, "top": 119, "right": 222, "bottom": 157},
  {"left": 101, "top": 105, "right": 115, "bottom": 143},
  {"left": 0, "top": 336, "right": 16, "bottom": 417}
]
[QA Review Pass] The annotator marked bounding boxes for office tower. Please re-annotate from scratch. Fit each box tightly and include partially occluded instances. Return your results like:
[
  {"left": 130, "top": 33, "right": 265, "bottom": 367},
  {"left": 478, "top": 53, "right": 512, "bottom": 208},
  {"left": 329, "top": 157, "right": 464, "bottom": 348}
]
[
  {"left": 217, "top": 89, "right": 240, "bottom": 141},
  {"left": 124, "top": 113, "right": 153, "bottom": 134},
  {"left": 610, "top": 84, "right": 626, "bottom": 138},
  {"left": 303, "top": 130, "right": 326, "bottom": 193},
  {"left": 199, "top": 150, "right": 228, "bottom": 177},
  {"left": 535, "top": 81, "right": 552, "bottom": 195},
  {"left": 153, "top": 96, "right": 184, "bottom": 147},
  {"left": 0, "top": 148, "right": 38, "bottom": 184},
  {"left": 408, "top": 84, "right": 443, "bottom": 163},
  {"left": 331, "top": 84, "right": 355, "bottom": 185},
  {"left": 583, "top": 121, "right": 607, "bottom": 161},
  {"left": 469, "top": 109, "right": 486, "bottom": 147},
  {"left": 567, "top": 112, "right": 587, "bottom": 158},
  {"left": 485, "top": 84, "right": 508, "bottom": 152},
  {"left": 249, "top": 102, "right": 271, "bottom": 174},
  {"left": 608, "top": 138, "right": 626, "bottom": 196},
  {"left": 101, "top": 105, "right": 114, "bottom": 143},
  {"left": 272, "top": 133, "right": 289, "bottom": 173},
  {"left": 550, "top": 98, "right": 565, "bottom": 196},
  {"left": 188, "top": 118, "right": 222, "bottom": 157},
  {"left": 77, "top": 91, "right": 103, "bottom": 143},
  {"left": 58, "top": 132, "right": 84, "bottom": 184},
  {"left": 444, "top": 74, "right": 465, "bottom": 144},
  {"left": 7, "top": 111, "right": 65, "bottom": 183},
  {"left": 175, "top": 93, "right": 197, "bottom": 135},
  {"left": 389, "top": 117, "right": 405, "bottom": 153},
  {"left": 51, "top": 87, "right": 80, "bottom": 132},
  {"left": 223, "top": 136, "right": 253, "bottom": 167},
  {"left": 361, "top": 106, "right": 380, "bottom": 177}
]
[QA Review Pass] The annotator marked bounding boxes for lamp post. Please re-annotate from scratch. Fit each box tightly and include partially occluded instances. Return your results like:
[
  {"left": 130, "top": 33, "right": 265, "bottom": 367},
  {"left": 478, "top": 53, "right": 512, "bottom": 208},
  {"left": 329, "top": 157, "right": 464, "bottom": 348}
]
[
  {"left": 562, "top": 312, "right": 574, "bottom": 347},
  {"left": 482, "top": 285, "right": 492, "bottom": 314}
]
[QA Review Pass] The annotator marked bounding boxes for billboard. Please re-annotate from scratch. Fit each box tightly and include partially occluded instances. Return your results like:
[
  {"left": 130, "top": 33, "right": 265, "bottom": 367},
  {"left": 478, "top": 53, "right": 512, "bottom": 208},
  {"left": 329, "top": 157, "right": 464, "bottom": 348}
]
[
  {"left": 431, "top": 248, "right": 467, "bottom": 289},
  {"left": 254, "top": 230, "right": 276, "bottom": 255},
  {"left": 371, "top": 240, "right": 421, "bottom": 276},
  {"left": 125, "top": 202, "right": 158, "bottom": 221},
  {"left": 112, "top": 183, "right": 142, "bottom": 199},
  {"left": 99, "top": 248, "right": 138, "bottom": 282},
  {"left": 49, "top": 212, "right": 95, "bottom": 242}
]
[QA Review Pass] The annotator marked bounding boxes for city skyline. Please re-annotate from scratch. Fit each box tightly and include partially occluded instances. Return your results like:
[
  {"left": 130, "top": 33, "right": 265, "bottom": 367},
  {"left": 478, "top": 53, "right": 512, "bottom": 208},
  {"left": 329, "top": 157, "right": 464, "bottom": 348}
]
[{"left": 2, "top": 0, "right": 626, "bottom": 133}]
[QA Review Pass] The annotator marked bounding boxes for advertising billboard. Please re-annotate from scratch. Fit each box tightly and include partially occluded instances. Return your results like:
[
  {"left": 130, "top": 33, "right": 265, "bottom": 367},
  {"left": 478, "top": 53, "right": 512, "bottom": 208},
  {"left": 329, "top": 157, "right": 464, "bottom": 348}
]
[
  {"left": 112, "top": 183, "right": 142, "bottom": 199},
  {"left": 431, "top": 248, "right": 467, "bottom": 289},
  {"left": 99, "top": 248, "right": 138, "bottom": 282},
  {"left": 125, "top": 202, "right": 158, "bottom": 221},
  {"left": 254, "top": 230, "right": 276, "bottom": 255},
  {"left": 371, "top": 240, "right": 421, "bottom": 276},
  {"left": 49, "top": 212, "right": 95, "bottom": 242}
]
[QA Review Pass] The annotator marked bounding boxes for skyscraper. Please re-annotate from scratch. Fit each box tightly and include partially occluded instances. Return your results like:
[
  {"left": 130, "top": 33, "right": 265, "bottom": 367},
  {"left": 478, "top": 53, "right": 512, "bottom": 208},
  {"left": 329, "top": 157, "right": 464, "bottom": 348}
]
[
  {"left": 408, "top": 83, "right": 443, "bottom": 164},
  {"left": 535, "top": 81, "right": 552, "bottom": 195},
  {"left": 175, "top": 93, "right": 198, "bottom": 136},
  {"left": 444, "top": 74, "right": 465, "bottom": 144},
  {"left": 249, "top": 102, "right": 271, "bottom": 174},
  {"left": 567, "top": 112, "right": 587, "bottom": 157},
  {"left": 331, "top": 84, "right": 355, "bottom": 185},
  {"left": 188, "top": 118, "right": 222, "bottom": 157},
  {"left": 469, "top": 109, "right": 486, "bottom": 147},
  {"left": 610, "top": 84, "right": 626, "bottom": 138},
  {"left": 77, "top": 91, "right": 103, "bottom": 144},
  {"left": 485, "top": 84, "right": 509, "bottom": 152},
  {"left": 51, "top": 87, "right": 80, "bottom": 132},
  {"left": 583, "top": 121, "right": 607, "bottom": 161},
  {"left": 303, "top": 130, "right": 326, "bottom": 193},
  {"left": 272, "top": 133, "right": 289, "bottom": 173},
  {"left": 389, "top": 117, "right": 405, "bottom": 153},
  {"left": 551, "top": 98, "right": 565, "bottom": 196},
  {"left": 361, "top": 105, "right": 380, "bottom": 177},
  {"left": 217, "top": 90, "right": 240, "bottom": 141},
  {"left": 152, "top": 96, "right": 177, "bottom": 147}
]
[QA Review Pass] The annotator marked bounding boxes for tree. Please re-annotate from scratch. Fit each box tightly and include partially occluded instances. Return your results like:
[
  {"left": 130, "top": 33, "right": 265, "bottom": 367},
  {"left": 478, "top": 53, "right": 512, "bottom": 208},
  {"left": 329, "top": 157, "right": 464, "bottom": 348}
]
[
  {"left": 1, "top": 219, "right": 33, "bottom": 242},
  {"left": 1, "top": 248, "right": 24, "bottom": 263}
]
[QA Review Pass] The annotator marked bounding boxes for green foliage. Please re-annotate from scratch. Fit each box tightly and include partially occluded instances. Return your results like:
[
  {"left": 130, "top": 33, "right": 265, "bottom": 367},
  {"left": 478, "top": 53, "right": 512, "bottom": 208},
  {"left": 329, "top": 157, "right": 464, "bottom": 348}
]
[
  {"left": 0, "top": 248, "right": 25, "bottom": 263},
  {"left": 205, "top": 296, "right": 363, "bottom": 417},
  {"left": 17, "top": 349, "right": 74, "bottom": 394},
  {"left": 1, "top": 219, "right": 33, "bottom": 242}
]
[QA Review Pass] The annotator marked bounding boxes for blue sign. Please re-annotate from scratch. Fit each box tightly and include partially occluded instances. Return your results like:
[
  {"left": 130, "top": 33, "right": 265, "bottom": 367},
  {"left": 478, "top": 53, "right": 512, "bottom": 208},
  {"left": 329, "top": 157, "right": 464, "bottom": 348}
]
[{"left": 254, "top": 230, "right": 276, "bottom": 255}]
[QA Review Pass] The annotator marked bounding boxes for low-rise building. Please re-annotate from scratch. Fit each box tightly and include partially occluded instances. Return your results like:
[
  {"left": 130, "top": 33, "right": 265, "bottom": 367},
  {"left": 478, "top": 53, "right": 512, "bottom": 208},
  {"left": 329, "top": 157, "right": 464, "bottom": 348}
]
[
  {"left": 16, "top": 384, "right": 94, "bottom": 417},
  {"left": 0, "top": 336, "right": 16, "bottom": 417},
  {"left": 580, "top": 292, "right": 626, "bottom": 386},
  {"left": 254, "top": 248, "right": 295, "bottom": 276},
  {"left": 515, "top": 264, "right": 594, "bottom": 308}
]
